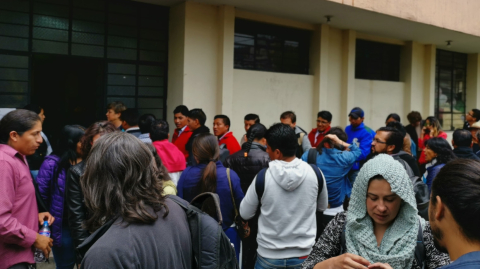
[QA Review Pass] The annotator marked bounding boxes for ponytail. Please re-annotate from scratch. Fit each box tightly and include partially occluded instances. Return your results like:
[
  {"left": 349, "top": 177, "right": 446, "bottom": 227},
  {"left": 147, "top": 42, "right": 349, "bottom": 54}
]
[
  {"left": 192, "top": 133, "right": 220, "bottom": 193},
  {"left": 243, "top": 123, "right": 267, "bottom": 158},
  {"left": 200, "top": 160, "right": 217, "bottom": 193},
  {"left": 244, "top": 129, "right": 257, "bottom": 158}
]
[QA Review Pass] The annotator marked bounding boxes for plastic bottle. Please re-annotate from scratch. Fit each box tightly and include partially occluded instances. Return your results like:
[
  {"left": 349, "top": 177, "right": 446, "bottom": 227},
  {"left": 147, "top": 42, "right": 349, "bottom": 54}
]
[{"left": 34, "top": 221, "right": 51, "bottom": 263}]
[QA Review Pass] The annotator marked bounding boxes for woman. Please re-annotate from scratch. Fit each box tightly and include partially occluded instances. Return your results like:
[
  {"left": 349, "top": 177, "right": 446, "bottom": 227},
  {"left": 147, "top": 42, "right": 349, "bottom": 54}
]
[
  {"left": 301, "top": 154, "right": 450, "bottom": 269},
  {"left": 423, "top": 137, "right": 456, "bottom": 194},
  {"left": 224, "top": 123, "right": 270, "bottom": 269},
  {"left": 301, "top": 127, "right": 361, "bottom": 226},
  {"left": 79, "top": 132, "right": 192, "bottom": 268},
  {"left": 145, "top": 143, "right": 178, "bottom": 195},
  {"left": 65, "top": 121, "right": 117, "bottom": 263},
  {"left": 177, "top": 133, "right": 244, "bottom": 258},
  {"left": 418, "top": 116, "right": 447, "bottom": 165},
  {"left": 37, "top": 125, "right": 85, "bottom": 269}
]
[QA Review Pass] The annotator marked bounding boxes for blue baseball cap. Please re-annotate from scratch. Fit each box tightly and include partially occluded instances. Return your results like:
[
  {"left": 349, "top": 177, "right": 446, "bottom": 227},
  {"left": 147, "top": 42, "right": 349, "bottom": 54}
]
[{"left": 349, "top": 107, "right": 364, "bottom": 119}]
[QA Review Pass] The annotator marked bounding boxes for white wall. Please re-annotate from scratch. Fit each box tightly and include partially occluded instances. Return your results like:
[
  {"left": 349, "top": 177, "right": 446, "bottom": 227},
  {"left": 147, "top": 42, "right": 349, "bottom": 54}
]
[
  {"left": 355, "top": 79, "right": 406, "bottom": 131},
  {"left": 232, "top": 70, "right": 315, "bottom": 140}
]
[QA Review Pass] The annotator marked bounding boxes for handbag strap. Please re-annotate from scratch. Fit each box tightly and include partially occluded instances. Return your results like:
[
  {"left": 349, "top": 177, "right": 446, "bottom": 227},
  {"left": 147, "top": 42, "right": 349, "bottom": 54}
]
[{"left": 226, "top": 168, "right": 239, "bottom": 217}]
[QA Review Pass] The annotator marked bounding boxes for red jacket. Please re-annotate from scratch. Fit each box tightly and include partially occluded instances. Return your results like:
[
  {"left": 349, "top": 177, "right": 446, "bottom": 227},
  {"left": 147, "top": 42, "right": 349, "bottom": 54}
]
[
  {"left": 218, "top": 132, "right": 241, "bottom": 155},
  {"left": 153, "top": 140, "right": 186, "bottom": 173},
  {"left": 308, "top": 126, "right": 331, "bottom": 148},
  {"left": 418, "top": 131, "right": 448, "bottom": 164},
  {"left": 173, "top": 126, "right": 193, "bottom": 160}
]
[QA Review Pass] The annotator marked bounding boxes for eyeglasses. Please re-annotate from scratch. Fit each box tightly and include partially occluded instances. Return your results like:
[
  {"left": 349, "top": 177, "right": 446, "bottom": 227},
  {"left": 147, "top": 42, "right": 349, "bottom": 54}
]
[
  {"left": 316, "top": 120, "right": 330, "bottom": 125},
  {"left": 373, "top": 138, "right": 387, "bottom": 144}
]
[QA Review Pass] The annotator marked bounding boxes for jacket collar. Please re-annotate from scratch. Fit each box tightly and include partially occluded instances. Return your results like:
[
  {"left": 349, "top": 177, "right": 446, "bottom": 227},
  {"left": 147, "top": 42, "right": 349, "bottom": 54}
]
[
  {"left": 241, "top": 142, "right": 266, "bottom": 151},
  {"left": 350, "top": 122, "right": 365, "bottom": 130},
  {"left": 77, "top": 217, "right": 117, "bottom": 258},
  {"left": 0, "top": 144, "right": 28, "bottom": 165},
  {"left": 192, "top": 125, "right": 210, "bottom": 135}
]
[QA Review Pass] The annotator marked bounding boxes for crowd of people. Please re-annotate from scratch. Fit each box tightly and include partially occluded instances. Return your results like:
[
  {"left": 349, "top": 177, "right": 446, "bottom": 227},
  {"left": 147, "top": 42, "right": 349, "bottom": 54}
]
[{"left": 1, "top": 101, "right": 480, "bottom": 269}]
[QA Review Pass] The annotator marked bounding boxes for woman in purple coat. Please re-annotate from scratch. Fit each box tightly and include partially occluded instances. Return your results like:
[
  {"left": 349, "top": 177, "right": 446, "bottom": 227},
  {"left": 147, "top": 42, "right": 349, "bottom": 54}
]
[{"left": 37, "top": 125, "right": 85, "bottom": 269}]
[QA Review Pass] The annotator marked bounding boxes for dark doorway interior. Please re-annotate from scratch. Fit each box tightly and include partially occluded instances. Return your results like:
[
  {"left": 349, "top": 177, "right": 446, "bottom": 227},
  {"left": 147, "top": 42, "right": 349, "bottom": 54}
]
[{"left": 32, "top": 54, "right": 105, "bottom": 146}]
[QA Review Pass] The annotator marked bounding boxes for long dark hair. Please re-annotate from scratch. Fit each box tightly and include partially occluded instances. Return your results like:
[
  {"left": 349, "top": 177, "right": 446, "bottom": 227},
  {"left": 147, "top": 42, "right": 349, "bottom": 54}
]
[
  {"left": 53, "top": 125, "right": 85, "bottom": 171},
  {"left": 425, "top": 116, "right": 442, "bottom": 137},
  {"left": 425, "top": 137, "right": 456, "bottom": 164},
  {"left": 316, "top": 127, "right": 347, "bottom": 155},
  {"left": 193, "top": 133, "right": 219, "bottom": 193},
  {"left": 80, "top": 121, "right": 117, "bottom": 158},
  {"left": 244, "top": 123, "right": 267, "bottom": 157},
  {"left": 81, "top": 132, "right": 168, "bottom": 232}
]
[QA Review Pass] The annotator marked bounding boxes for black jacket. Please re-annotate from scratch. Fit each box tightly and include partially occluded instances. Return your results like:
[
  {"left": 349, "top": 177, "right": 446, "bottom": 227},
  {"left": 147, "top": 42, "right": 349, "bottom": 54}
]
[
  {"left": 453, "top": 146, "right": 480, "bottom": 161},
  {"left": 224, "top": 142, "right": 270, "bottom": 194},
  {"left": 65, "top": 161, "right": 90, "bottom": 263},
  {"left": 185, "top": 125, "right": 210, "bottom": 166}
]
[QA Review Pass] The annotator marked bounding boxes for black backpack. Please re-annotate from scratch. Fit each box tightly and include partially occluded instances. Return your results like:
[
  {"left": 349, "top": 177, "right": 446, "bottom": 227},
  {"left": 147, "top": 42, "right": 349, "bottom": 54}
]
[
  {"left": 391, "top": 154, "right": 430, "bottom": 220},
  {"left": 169, "top": 193, "right": 239, "bottom": 269},
  {"left": 339, "top": 218, "right": 426, "bottom": 268}
]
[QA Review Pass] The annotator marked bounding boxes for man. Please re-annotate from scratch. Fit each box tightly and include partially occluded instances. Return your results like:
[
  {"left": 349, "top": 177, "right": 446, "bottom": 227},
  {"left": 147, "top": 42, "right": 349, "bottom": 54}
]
[
  {"left": 150, "top": 120, "right": 186, "bottom": 185},
  {"left": 213, "top": 115, "right": 241, "bottom": 155},
  {"left": 240, "top": 123, "right": 327, "bottom": 268},
  {"left": 345, "top": 107, "right": 375, "bottom": 183},
  {"left": 429, "top": 159, "right": 480, "bottom": 268},
  {"left": 370, "top": 127, "right": 421, "bottom": 177},
  {"left": 120, "top": 108, "right": 141, "bottom": 137},
  {"left": 469, "top": 121, "right": 480, "bottom": 156},
  {"left": 452, "top": 129, "right": 480, "bottom": 161},
  {"left": 463, "top": 108, "right": 480, "bottom": 130},
  {"left": 0, "top": 109, "right": 54, "bottom": 269},
  {"left": 240, "top": 114, "right": 260, "bottom": 145},
  {"left": 138, "top": 113, "right": 156, "bottom": 143},
  {"left": 185, "top": 108, "right": 210, "bottom": 166},
  {"left": 106, "top": 101, "right": 126, "bottom": 130},
  {"left": 172, "top": 105, "right": 192, "bottom": 159},
  {"left": 280, "top": 111, "right": 312, "bottom": 158},
  {"left": 308, "top": 111, "right": 332, "bottom": 148}
]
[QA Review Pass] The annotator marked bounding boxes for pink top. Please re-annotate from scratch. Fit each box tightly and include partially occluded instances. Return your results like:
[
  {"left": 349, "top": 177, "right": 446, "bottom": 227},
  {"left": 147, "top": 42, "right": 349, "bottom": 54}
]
[
  {"left": 152, "top": 140, "right": 186, "bottom": 173},
  {"left": 0, "top": 144, "right": 38, "bottom": 269}
]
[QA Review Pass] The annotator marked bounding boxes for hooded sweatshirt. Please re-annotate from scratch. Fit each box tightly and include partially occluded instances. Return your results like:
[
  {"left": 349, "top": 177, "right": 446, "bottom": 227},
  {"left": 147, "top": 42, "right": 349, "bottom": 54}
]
[{"left": 240, "top": 158, "right": 328, "bottom": 259}]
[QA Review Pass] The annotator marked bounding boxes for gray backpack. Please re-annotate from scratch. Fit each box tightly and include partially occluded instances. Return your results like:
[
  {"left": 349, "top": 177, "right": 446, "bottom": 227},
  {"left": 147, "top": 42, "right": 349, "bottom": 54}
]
[{"left": 168, "top": 193, "right": 239, "bottom": 269}]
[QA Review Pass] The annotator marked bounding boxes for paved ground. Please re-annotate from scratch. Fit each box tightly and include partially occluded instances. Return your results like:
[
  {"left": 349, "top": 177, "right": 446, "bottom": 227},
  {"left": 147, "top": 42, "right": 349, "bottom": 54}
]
[{"left": 36, "top": 252, "right": 56, "bottom": 269}]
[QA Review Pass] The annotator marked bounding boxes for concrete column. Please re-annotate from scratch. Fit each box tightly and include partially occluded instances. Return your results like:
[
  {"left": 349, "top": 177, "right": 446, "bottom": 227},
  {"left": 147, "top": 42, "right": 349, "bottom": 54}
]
[
  {"left": 467, "top": 54, "right": 480, "bottom": 110},
  {"left": 403, "top": 41, "right": 423, "bottom": 115},
  {"left": 341, "top": 29, "right": 356, "bottom": 126},
  {"left": 311, "top": 24, "right": 330, "bottom": 113},
  {"left": 217, "top": 5, "right": 235, "bottom": 116},
  {"left": 423, "top": 44, "right": 436, "bottom": 117}
]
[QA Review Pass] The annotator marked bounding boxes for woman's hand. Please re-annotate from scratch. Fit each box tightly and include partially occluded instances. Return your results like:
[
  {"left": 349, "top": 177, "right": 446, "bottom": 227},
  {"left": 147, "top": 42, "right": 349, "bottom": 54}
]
[
  {"left": 325, "top": 134, "right": 340, "bottom": 143},
  {"left": 368, "top": 262, "right": 393, "bottom": 269},
  {"left": 331, "top": 253, "right": 370, "bottom": 269}
]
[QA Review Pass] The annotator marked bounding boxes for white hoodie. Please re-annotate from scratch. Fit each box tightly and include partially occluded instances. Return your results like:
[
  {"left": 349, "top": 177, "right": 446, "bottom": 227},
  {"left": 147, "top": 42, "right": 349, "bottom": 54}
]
[{"left": 240, "top": 158, "right": 328, "bottom": 259}]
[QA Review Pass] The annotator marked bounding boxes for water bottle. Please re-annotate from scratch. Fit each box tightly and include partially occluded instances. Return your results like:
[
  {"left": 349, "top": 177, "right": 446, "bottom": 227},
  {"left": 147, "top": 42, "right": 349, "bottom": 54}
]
[{"left": 34, "top": 221, "right": 51, "bottom": 263}]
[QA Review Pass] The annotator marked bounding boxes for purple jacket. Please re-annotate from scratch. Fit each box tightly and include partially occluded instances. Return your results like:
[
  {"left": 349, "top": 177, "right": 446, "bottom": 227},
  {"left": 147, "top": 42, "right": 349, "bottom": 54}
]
[{"left": 37, "top": 155, "right": 67, "bottom": 246}]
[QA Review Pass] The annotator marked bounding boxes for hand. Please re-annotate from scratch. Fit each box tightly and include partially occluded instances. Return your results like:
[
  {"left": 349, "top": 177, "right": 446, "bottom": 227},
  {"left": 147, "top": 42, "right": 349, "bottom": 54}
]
[
  {"left": 34, "top": 233, "right": 53, "bottom": 257},
  {"left": 332, "top": 253, "right": 371, "bottom": 269},
  {"left": 325, "top": 134, "right": 340, "bottom": 143},
  {"left": 38, "top": 212, "right": 55, "bottom": 226},
  {"left": 368, "top": 262, "right": 393, "bottom": 269}
]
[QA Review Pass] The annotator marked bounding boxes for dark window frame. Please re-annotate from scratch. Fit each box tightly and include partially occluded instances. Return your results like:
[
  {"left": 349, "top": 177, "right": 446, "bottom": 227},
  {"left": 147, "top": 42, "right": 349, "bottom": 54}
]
[
  {"left": 355, "top": 39, "right": 401, "bottom": 82},
  {"left": 234, "top": 18, "right": 311, "bottom": 75}
]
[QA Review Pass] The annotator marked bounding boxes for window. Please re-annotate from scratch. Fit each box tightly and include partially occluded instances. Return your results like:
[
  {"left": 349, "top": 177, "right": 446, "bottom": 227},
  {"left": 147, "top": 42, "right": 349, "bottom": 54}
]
[
  {"left": 234, "top": 19, "right": 311, "bottom": 74},
  {"left": 435, "top": 49, "right": 467, "bottom": 131},
  {"left": 355, "top": 39, "right": 401, "bottom": 81}
]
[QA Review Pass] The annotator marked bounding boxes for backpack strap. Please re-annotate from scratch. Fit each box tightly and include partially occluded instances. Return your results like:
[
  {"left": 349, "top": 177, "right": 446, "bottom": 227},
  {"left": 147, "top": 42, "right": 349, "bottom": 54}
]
[
  {"left": 415, "top": 218, "right": 425, "bottom": 268},
  {"left": 226, "top": 168, "right": 239, "bottom": 218},
  {"left": 255, "top": 168, "right": 268, "bottom": 203},
  {"left": 308, "top": 164, "right": 324, "bottom": 196},
  {"left": 307, "top": 148, "right": 317, "bottom": 165}
]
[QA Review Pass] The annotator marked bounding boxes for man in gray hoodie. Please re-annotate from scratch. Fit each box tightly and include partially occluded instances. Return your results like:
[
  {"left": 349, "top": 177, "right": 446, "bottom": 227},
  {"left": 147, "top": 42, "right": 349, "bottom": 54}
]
[{"left": 240, "top": 123, "right": 328, "bottom": 269}]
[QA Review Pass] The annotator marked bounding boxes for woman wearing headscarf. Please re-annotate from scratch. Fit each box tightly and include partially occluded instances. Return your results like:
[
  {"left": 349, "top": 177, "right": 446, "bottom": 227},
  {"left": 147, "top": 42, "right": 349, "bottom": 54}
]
[{"left": 301, "top": 154, "right": 450, "bottom": 269}]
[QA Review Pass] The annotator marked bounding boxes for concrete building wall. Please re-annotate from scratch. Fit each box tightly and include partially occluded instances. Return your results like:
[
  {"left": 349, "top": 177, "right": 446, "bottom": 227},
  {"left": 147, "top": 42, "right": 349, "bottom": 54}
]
[{"left": 327, "top": 0, "right": 480, "bottom": 37}]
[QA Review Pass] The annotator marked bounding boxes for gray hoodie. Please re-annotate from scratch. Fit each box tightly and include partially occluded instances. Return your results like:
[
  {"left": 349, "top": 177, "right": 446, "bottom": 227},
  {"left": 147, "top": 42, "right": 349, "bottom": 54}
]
[{"left": 240, "top": 158, "right": 328, "bottom": 259}]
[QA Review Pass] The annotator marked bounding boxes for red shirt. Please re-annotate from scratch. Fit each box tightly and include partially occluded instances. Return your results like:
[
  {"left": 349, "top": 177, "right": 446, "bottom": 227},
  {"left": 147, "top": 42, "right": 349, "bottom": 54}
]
[
  {"left": 152, "top": 140, "right": 186, "bottom": 173},
  {"left": 173, "top": 126, "right": 193, "bottom": 160},
  {"left": 218, "top": 132, "right": 241, "bottom": 155},
  {"left": 418, "top": 131, "right": 448, "bottom": 164},
  {"left": 0, "top": 144, "right": 39, "bottom": 269},
  {"left": 308, "top": 126, "right": 331, "bottom": 148}
]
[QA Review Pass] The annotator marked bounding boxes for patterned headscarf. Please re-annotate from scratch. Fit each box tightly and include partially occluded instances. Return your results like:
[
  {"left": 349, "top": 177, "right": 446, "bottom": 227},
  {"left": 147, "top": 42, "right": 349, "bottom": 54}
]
[{"left": 345, "top": 154, "right": 421, "bottom": 269}]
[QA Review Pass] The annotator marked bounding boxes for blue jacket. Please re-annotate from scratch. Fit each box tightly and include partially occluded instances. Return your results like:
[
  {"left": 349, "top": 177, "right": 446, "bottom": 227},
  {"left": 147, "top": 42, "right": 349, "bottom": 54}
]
[
  {"left": 301, "top": 143, "right": 361, "bottom": 207},
  {"left": 424, "top": 162, "right": 445, "bottom": 194},
  {"left": 345, "top": 123, "right": 374, "bottom": 170},
  {"left": 177, "top": 161, "right": 244, "bottom": 230},
  {"left": 37, "top": 155, "right": 68, "bottom": 247}
]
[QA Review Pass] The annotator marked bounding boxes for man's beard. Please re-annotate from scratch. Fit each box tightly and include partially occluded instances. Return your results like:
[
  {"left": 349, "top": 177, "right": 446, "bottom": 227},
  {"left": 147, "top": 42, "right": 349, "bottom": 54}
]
[
  {"left": 430, "top": 220, "right": 449, "bottom": 254},
  {"left": 371, "top": 147, "right": 388, "bottom": 156}
]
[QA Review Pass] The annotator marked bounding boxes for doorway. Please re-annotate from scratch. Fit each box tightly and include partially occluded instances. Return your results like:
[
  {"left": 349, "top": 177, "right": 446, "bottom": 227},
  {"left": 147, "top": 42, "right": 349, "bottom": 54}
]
[{"left": 32, "top": 54, "right": 105, "bottom": 145}]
